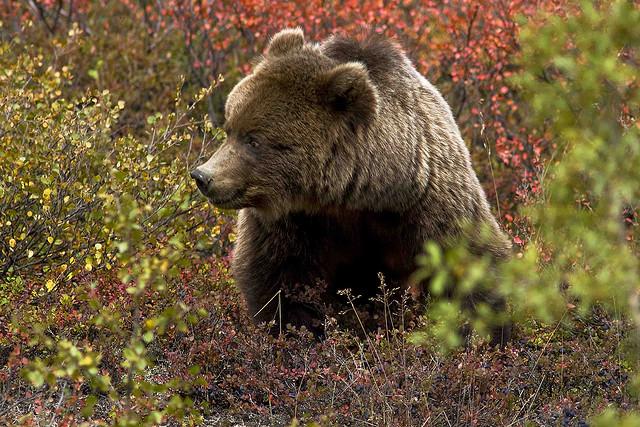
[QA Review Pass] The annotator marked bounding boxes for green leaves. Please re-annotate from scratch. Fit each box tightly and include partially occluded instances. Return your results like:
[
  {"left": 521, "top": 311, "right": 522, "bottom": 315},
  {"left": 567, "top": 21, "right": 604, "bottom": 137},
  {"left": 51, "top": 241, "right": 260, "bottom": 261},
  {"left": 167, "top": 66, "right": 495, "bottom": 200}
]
[
  {"left": 88, "top": 59, "right": 103, "bottom": 81},
  {"left": 512, "top": 0, "right": 640, "bottom": 320},
  {"left": 414, "top": 3, "right": 640, "bottom": 382}
]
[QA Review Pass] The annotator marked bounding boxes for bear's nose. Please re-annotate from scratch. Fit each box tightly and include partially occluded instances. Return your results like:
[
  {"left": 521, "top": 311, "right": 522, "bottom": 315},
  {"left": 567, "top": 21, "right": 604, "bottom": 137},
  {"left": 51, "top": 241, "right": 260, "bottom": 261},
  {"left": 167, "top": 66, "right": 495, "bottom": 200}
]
[{"left": 190, "top": 168, "right": 210, "bottom": 194}]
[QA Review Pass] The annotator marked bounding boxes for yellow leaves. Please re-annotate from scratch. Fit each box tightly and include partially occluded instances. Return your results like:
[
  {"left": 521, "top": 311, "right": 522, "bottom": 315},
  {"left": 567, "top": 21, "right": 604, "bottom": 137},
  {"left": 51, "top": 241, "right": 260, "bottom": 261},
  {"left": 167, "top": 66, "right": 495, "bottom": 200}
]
[
  {"left": 78, "top": 355, "right": 93, "bottom": 367},
  {"left": 0, "top": 47, "right": 221, "bottom": 330}
]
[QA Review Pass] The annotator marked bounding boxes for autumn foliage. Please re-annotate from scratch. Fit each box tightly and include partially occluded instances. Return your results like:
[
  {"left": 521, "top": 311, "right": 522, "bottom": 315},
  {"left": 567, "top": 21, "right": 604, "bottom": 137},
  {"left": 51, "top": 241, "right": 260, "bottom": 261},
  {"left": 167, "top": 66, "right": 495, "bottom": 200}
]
[
  {"left": 1, "top": 0, "right": 639, "bottom": 425},
  {"left": 1, "top": 0, "right": 570, "bottom": 235}
]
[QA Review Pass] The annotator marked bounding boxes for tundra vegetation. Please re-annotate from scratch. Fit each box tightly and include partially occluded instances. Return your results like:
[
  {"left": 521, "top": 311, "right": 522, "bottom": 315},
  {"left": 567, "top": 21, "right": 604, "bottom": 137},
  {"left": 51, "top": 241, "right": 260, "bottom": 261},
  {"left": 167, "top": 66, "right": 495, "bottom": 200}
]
[{"left": 0, "top": 1, "right": 638, "bottom": 425}]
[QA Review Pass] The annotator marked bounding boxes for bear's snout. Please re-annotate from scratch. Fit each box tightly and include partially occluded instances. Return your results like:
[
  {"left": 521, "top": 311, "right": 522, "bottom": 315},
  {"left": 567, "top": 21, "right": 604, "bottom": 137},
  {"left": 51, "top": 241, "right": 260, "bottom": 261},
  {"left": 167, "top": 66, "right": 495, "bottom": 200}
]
[
  {"left": 190, "top": 154, "right": 249, "bottom": 209},
  {"left": 190, "top": 168, "right": 211, "bottom": 195}
]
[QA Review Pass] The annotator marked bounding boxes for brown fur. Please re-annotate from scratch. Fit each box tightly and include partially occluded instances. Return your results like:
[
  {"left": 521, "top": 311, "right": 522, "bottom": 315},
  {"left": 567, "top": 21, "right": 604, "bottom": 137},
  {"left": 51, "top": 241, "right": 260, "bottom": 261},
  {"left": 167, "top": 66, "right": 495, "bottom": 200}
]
[{"left": 192, "top": 29, "right": 513, "bottom": 345}]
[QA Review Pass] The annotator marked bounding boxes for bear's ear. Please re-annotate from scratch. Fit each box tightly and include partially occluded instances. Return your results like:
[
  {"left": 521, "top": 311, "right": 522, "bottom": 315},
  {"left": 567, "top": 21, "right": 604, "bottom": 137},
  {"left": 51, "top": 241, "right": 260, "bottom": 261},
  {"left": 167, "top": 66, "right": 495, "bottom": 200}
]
[
  {"left": 266, "top": 28, "right": 305, "bottom": 56},
  {"left": 317, "top": 62, "right": 378, "bottom": 129}
]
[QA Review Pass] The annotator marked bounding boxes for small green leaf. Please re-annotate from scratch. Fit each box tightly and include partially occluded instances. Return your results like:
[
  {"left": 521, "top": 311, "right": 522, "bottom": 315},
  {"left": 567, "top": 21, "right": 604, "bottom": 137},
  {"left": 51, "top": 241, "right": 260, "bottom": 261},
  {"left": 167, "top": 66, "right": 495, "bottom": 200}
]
[
  {"left": 82, "top": 395, "right": 98, "bottom": 418},
  {"left": 25, "top": 370, "right": 44, "bottom": 388}
]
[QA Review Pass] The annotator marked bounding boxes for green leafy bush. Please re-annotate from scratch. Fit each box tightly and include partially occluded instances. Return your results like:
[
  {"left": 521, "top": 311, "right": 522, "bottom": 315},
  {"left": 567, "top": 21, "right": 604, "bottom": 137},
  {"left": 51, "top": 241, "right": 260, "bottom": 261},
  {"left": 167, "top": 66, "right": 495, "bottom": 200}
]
[
  {"left": 509, "top": 0, "right": 640, "bottom": 321},
  {"left": 415, "top": 0, "right": 640, "bottom": 420}
]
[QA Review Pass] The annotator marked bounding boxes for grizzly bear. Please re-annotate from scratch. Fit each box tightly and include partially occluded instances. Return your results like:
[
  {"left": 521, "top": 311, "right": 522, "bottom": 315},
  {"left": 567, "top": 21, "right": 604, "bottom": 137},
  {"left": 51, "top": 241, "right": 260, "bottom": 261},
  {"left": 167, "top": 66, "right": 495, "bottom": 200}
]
[{"left": 191, "top": 29, "right": 513, "bottom": 346}]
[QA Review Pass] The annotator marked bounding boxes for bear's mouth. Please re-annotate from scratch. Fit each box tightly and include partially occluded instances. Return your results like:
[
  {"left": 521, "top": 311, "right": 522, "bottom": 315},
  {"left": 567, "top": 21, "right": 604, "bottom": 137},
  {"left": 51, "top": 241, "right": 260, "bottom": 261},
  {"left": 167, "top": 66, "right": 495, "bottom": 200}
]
[{"left": 206, "top": 187, "right": 248, "bottom": 209}]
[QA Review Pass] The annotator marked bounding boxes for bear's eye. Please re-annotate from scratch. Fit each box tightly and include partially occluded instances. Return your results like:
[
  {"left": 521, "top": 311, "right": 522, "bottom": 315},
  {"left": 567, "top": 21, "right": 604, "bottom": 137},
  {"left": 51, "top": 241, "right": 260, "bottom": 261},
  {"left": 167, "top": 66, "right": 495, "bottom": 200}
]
[{"left": 246, "top": 137, "right": 260, "bottom": 149}]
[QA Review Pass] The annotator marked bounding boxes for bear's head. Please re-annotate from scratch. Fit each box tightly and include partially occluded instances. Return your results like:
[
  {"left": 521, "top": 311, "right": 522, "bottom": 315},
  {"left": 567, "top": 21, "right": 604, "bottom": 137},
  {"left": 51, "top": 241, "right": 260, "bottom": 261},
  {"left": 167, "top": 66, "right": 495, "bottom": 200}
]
[{"left": 191, "top": 28, "right": 379, "bottom": 218}]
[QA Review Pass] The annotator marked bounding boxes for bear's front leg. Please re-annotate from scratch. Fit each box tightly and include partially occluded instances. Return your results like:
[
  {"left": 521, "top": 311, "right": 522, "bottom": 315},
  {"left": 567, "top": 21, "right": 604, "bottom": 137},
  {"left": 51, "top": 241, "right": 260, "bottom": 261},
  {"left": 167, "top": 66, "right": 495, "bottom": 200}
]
[
  {"left": 232, "top": 210, "right": 330, "bottom": 336},
  {"left": 245, "top": 267, "right": 328, "bottom": 337}
]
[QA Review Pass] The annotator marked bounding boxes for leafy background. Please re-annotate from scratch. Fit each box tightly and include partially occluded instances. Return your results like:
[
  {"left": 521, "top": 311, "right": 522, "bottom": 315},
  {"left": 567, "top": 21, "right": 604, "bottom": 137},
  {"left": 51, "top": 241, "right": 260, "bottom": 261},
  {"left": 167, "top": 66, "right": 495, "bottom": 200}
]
[{"left": 0, "top": 0, "right": 639, "bottom": 425}]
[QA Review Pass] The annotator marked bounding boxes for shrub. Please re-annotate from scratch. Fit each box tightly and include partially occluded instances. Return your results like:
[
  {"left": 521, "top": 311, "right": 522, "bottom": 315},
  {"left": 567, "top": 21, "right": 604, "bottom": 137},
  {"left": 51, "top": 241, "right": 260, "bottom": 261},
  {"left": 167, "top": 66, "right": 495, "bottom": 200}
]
[
  {"left": 415, "top": 0, "right": 640, "bottom": 421},
  {"left": 0, "top": 35, "right": 231, "bottom": 424}
]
